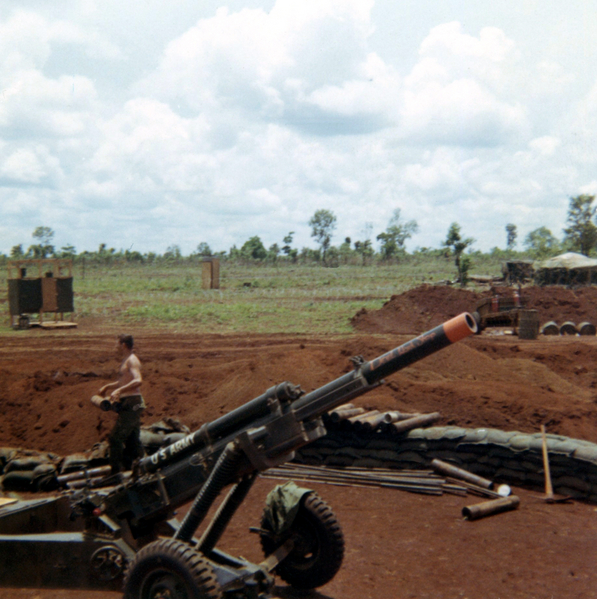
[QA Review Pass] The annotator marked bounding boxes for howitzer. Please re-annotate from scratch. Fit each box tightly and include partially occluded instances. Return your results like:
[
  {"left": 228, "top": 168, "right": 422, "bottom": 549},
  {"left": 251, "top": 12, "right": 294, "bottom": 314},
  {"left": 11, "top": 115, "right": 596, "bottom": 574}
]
[{"left": 0, "top": 313, "right": 476, "bottom": 598}]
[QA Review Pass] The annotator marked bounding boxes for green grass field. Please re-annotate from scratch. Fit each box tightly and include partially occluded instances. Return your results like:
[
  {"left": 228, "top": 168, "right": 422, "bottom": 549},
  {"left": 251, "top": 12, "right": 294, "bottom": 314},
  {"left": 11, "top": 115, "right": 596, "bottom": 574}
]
[{"left": 1, "top": 256, "right": 504, "bottom": 335}]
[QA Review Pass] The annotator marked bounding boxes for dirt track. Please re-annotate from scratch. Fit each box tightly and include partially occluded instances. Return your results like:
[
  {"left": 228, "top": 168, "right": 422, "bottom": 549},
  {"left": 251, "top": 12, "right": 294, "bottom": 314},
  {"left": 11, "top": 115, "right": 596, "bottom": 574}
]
[{"left": 2, "top": 285, "right": 597, "bottom": 598}]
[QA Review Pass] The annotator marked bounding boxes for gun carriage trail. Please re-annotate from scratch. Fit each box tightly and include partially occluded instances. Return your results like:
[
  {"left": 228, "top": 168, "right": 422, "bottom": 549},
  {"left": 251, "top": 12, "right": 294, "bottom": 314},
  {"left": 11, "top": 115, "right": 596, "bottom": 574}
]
[{"left": 3, "top": 285, "right": 597, "bottom": 598}]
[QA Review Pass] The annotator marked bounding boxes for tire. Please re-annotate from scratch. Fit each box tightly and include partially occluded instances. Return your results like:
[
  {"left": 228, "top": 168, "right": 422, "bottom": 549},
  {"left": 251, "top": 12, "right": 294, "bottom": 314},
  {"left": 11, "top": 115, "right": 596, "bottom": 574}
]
[
  {"left": 260, "top": 492, "right": 344, "bottom": 590},
  {"left": 124, "top": 538, "right": 222, "bottom": 599}
]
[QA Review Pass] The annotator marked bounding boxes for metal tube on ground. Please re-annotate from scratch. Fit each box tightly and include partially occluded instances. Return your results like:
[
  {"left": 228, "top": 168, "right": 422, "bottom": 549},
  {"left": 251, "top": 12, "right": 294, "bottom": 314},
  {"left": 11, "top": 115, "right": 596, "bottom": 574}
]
[
  {"left": 431, "top": 459, "right": 494, "bottom": 490},
  {"left": 355, "top": 412, "right": 387, "bottom": 431},
  {"left": 57, "top": 465, "right": 112, "bottom": 485},
  {"left": 389, "top": 412, "right": 441, "bottom": 434},
  {"left": 329, "top": 407, "right": 366, "bottom": 422},
  {"left": 462, "top": 496, "right": 520, "bottom": 520},
  {"left": 348, "top": 410, "right": 380, "bottom": 424},
  {"left": 382, "top": 411, "right": 422, "bottom": 424}
]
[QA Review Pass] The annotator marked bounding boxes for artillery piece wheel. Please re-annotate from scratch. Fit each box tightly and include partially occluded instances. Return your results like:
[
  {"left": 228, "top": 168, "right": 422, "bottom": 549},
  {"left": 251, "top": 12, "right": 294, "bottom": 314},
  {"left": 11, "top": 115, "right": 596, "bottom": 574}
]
[
  {"left": 259, "top": 491, "right": 345, "bottom": 590},
  {"left": 123, "top": 538, "right": 221, "bottom": 599}
]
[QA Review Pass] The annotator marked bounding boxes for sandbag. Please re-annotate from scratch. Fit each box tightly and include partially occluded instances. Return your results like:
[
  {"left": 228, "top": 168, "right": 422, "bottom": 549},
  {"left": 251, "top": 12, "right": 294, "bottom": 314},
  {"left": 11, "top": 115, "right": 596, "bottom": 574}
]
[{"left": 1, "top": 470, "right": 35, "bottom": 491}]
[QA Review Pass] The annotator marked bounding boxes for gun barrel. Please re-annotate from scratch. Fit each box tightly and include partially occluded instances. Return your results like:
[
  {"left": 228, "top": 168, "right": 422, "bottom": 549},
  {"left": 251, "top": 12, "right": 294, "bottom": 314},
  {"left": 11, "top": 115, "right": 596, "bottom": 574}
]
[
  {"left": 361, "top": 312, "right": 476, "bottom": 384},
  {"left": 292, "top": 312, "right": 476, "bottom": 421}
]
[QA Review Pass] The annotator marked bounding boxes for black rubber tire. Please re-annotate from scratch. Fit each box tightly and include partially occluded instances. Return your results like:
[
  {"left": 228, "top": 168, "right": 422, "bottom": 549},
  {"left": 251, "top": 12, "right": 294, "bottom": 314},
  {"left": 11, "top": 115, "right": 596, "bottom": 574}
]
[
  {"left": 260, "top": 491, "right": 344, "bottom": 590},
  {"left": 123, "top": 538, "right": 222, "bottom": 599}
]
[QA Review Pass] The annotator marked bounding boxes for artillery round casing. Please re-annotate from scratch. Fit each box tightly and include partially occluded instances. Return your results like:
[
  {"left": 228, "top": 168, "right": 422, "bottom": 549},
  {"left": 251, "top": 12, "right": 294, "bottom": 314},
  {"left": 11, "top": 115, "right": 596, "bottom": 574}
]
[
  {"left": 90, "top": 395, "right": 112, "bottom": 412},
  {"left": 329, "top": 407, "right": 365, "bottom": 422},
  {"left": 390, "top": 412, "right": 441, "bottom": 434},
  {"left": 431, "top": 459, "right": 494, "bottom": 490},
  {"left": 462, "top": 496, "right": 520, "bottom": 520}
]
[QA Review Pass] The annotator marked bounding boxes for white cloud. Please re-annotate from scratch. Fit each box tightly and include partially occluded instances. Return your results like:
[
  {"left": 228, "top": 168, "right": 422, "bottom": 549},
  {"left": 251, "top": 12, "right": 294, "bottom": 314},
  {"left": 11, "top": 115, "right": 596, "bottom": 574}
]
[
  {"left": 529, "top": 136, "right": 560, "bottom": 156},
  {"left": 1, "top": 1, "right": 597, "bottom": 256}
]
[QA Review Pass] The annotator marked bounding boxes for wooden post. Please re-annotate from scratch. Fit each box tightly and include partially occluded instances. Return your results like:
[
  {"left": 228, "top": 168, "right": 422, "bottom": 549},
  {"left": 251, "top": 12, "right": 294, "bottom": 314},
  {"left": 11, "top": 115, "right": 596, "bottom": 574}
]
[{"left": 202, "top": 258, "right": 220, "bottom": 290}]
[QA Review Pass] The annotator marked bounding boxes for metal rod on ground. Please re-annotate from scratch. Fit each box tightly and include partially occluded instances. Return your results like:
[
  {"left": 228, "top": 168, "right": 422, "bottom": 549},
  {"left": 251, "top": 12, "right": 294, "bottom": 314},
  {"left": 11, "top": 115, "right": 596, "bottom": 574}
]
[
  {"left": 260, "top": 471, "right": 444, "bottom": 495},
  {"left": 260, "top": 463, "right": 448, "bottom": 495},
  {"left": 431, "top": 459, "right": 494, "bottom": 490},
  {"left": 444, "top": 477, "right": 505, "bottom": 499},
  {"left": 462, "top": 496, "right": 520, "bottom": 520}
]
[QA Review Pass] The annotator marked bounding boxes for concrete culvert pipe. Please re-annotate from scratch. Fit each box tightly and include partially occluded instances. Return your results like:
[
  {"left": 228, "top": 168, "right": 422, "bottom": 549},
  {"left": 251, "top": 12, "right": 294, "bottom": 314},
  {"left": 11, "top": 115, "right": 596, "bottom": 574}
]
[
  {"left": 559, "top": 321, "right": 578, "bottom": 335},
  {"left": 579, "top": 322, "right": 596, "bottom": 336},
  {"left": 541, "top": 321, "right": 559, "bottom": 335}
]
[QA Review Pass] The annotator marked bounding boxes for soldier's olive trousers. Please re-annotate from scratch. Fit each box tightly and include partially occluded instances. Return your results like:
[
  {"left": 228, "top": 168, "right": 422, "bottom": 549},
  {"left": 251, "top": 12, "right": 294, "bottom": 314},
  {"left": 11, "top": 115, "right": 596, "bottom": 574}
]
[{"left": 109, "top": 409, "right": 144, "bottom": 474}]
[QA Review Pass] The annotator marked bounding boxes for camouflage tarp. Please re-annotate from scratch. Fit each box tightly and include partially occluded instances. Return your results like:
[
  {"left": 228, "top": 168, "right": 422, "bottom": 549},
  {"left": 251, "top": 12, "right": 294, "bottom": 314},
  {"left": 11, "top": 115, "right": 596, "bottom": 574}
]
[{"left": 534, "top": 252, "right": 597, "bottom": 286}]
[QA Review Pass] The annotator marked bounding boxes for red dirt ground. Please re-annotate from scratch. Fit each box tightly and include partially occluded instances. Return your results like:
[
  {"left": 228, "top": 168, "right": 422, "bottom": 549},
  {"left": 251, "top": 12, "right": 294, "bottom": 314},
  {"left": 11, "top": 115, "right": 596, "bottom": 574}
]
[{"left": 3, "top": 284, "right": 597, "bottom": 599}]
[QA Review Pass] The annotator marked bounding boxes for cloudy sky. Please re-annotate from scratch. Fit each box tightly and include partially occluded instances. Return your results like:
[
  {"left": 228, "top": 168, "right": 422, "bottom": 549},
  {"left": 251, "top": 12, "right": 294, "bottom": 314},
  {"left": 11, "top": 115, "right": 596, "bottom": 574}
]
[{"left": 1, "top": 0, "right": 596, "bottom": 256}]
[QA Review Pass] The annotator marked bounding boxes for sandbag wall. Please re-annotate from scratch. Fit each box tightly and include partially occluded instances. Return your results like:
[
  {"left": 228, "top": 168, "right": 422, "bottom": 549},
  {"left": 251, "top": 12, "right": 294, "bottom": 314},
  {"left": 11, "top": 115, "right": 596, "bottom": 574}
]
[
  {"left": 3, "top": 421, "right": 597, "bottom": 504},
  {"left": 0, "top": 419, "right": 190, "bottom": 493},
  {"left": 295, "top": 426, "right": 597, "bottom": 503}
]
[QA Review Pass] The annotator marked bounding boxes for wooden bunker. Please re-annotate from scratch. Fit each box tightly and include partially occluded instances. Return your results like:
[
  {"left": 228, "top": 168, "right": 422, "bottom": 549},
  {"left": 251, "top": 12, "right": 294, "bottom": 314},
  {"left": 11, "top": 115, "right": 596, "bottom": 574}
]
[{"left": 7, "top": 259, "right": 76, "bottom": 329}]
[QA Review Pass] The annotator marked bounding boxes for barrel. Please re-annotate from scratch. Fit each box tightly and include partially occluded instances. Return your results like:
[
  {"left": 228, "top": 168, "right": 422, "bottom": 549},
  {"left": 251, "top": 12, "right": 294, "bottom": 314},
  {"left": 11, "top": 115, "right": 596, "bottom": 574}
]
[{"left": 518, "top": 310, "right": 539, "bottom": 340}]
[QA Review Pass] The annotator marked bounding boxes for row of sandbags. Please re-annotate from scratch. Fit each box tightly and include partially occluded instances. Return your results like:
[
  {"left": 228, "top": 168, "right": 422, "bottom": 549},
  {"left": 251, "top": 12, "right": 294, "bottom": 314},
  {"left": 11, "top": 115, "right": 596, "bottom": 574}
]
[{"left": 0, "top": 418, "right": 190, "bottom": 493}]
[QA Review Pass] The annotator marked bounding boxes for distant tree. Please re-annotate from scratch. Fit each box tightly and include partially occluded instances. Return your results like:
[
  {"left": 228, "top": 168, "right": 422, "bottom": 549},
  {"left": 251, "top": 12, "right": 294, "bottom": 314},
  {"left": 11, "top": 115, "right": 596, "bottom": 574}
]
[
  {"left": 339, "top": 237, "right": 352, "bottom": 264},
  {"left": 164, "top": 245, "right": 182, "bottom": 261},
  {"left": 377, "top": 209, "right": 419, "bottom": 260},
  {"left": 282, "top": 232, "right": 298, "bottom": 262},
  {"left": 309, "top": 209, "right": 337, "bottom": 263},
  {"left": 563, "top": 194, "right": 597, "bottom": 256},
  {"left": 241, "top": 236, "right": 267, "bottom": 261},
  {"left": 97, "top": 243, "right": 117, "bottom": 264},
  {"left": 524, "top": 227, "right": 560, "bottom": 259},
  {"left": 268, "top": 243, "right": 280, "bottom": 263},
  {"left": 59, "top": 244, "right": 77, "bottom": 258},
  {"left": 354, "top": 239, "right": 373, "bottom": 266},
  {"left": 282, "top": 232, "right": 294, "bottom": 255},
  {"left": 10, "top": 244, "right": 24, "bottom": 259},
  {"left": 195, "top": 242, "right": 213, "bottom": 257},
  {"left": 28, "top": 226, "right": 55, "bottom": 258},
  {"left": 442, "top": 222, "right": 475, "bottom": 284},
  {"left": 505, "top": 223, "right": 517, "bottom": 250},
  {"left": 228, "top": 245, "right": 241, "bottom": 261}
]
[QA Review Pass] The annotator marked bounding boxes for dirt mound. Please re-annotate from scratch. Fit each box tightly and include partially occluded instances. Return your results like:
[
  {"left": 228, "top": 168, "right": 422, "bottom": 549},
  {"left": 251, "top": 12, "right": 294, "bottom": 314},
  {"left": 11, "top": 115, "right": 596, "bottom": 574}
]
[
  {"left": 3, "top": 329, "right": 597, "bottom": 598},
  {"left": 351, "top": 284, "right": 597, "bottom": 334}
]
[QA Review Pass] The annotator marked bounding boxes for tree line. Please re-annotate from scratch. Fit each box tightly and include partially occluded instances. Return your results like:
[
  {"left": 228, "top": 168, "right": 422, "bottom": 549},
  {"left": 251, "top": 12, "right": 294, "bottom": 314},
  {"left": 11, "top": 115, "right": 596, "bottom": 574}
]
[{"left": 4, "top": 195, "right": 596, "bottom": 277}]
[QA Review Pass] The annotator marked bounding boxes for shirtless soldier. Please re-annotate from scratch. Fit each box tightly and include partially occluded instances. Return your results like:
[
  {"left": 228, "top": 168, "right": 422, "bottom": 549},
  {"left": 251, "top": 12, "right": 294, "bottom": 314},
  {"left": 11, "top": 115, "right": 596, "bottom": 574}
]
[{"left": 95, "top": 334, "right": 146, "bottom": 474}]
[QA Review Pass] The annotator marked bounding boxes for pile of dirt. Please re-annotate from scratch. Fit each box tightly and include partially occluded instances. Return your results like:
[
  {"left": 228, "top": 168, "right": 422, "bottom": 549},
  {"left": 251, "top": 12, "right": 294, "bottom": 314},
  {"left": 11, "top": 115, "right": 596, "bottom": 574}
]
[{"left": 351, "top": 284, "right": 597, "bottom": 335}]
